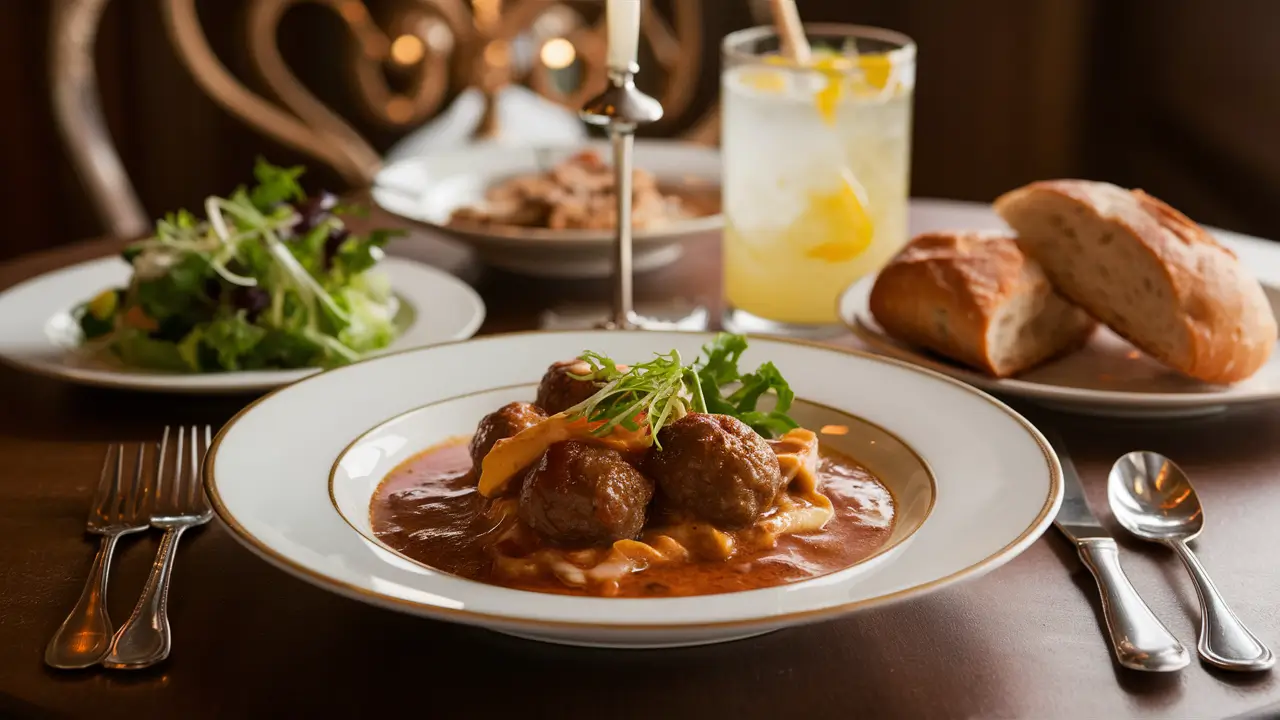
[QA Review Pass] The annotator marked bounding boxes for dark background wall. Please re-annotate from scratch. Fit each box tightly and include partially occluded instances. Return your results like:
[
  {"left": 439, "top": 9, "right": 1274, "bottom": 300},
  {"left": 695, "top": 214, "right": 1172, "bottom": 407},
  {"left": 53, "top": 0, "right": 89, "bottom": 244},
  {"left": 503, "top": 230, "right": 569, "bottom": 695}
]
[{"left": 2, "top": 0, "right": 1279, "bottom": 259}]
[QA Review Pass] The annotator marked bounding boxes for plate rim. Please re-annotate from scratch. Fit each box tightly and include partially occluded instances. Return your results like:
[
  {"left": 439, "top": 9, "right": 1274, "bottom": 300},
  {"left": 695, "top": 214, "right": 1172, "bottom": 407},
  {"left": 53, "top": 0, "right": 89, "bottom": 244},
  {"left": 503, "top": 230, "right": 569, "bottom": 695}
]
[
  {"left": 371, "top": 139, "right": 724, "bottom": 246},
  {"left": 838, "top": 275, "right": 1280, "bottom": 408},
  {"left": 0, "top": 254, "right": 486, "bottom": 394},
  {"left": 204, "top": 329, "right": 1063, "bottom": 631}
]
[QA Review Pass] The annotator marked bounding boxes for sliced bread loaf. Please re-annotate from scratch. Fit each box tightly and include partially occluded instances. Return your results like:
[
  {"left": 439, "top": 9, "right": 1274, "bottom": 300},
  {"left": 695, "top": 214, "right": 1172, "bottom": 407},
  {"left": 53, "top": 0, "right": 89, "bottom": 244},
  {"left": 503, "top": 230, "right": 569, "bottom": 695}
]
[
  {"left": 995, "top": 180, "right": 1276, "bottom": 384},
  {"left": 869, "top": 231, "right": 1096, "bottom": 377}
]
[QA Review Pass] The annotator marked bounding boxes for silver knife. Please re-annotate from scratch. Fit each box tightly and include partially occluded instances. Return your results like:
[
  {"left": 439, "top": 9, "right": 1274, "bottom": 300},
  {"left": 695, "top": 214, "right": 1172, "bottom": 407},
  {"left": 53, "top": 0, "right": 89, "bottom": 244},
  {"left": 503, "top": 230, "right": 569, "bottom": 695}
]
[{"left": 1049, "top": 432, "right": 1190, "bottom": 672}]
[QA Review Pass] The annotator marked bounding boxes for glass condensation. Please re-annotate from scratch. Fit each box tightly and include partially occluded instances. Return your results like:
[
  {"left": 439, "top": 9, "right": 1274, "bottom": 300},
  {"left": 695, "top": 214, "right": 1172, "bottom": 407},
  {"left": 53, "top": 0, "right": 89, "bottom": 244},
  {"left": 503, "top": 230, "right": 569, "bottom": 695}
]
[{"left": 722, "top": 25, "right": 916, "bottom": 329}]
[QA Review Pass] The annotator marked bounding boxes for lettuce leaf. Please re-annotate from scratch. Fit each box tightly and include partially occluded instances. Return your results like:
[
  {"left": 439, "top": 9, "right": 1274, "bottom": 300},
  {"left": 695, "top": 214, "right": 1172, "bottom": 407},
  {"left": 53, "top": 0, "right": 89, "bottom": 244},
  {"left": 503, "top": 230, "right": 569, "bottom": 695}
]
[
  {"left": 248, "top": 158, "right": 306, "bottom": 211},
  {"left": 328, "top": 230, "right": 398, "bottom": 288},
  {"left": 335, "top": 285, "right": 397, "bottom": 354},
  {"left": 113, "top": 329, "right": 191, "bottom": 372},
  {"left": 201, "top": 312, "right": 267, "bottom": 370},
  {"left": 247, "top": 328, "right": 325, "bottom": 369},
  {"left": 133, "top": 253, "right": 214, "bottom": 322}
]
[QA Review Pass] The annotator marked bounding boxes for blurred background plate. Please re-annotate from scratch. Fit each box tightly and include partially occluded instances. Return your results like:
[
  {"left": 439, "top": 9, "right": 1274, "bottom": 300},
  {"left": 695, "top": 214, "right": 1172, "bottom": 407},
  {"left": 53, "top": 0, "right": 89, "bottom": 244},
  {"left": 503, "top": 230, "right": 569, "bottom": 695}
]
[{"left": 371, "top": 140, "right": 722, "bottom": 278}]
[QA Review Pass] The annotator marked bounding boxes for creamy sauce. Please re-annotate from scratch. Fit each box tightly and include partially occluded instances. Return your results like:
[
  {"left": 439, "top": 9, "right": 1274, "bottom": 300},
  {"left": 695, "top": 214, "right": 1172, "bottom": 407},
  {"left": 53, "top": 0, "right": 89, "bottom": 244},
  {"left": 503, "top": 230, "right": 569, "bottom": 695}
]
[{"left": 371, "top": 436, "right": 895, "bottom": 598}]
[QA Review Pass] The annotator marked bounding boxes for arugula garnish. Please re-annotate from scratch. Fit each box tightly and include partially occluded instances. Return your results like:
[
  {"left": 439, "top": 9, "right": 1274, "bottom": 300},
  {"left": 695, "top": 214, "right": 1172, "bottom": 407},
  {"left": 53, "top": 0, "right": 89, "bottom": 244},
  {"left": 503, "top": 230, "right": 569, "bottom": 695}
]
[
  {"left": 694, "top": 333, "right": 798, "bottom": 437},
  {"left": 564, "top": 333, "right": 799, "bottom": 447},
  {"left": 728, "top": 362, "right": 799, "bottom": 437}
]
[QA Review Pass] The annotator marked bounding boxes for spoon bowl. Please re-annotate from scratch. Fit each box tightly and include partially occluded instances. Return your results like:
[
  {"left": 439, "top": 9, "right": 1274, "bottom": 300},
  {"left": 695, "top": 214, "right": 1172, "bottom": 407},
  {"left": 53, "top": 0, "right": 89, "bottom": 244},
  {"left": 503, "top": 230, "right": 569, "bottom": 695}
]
[{"left": 1108, "top": 451, "right": 1204, "bottom": 542}]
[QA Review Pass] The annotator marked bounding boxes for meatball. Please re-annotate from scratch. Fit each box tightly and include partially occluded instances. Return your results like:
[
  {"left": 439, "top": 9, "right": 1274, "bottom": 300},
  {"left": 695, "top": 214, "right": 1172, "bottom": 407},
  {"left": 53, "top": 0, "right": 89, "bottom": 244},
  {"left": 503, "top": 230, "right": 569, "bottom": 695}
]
[
  {"left": 535, "top": 359, "right": 600, "bottom": 415},
  {"left": 519, "top": 441, "right": 654, "bottom": 546},
  {"left": 644, "top": 413, "right": 783, "bottom": 529},
  {"left": 469, "top": 401, "right": 547, "bottom": 469}
]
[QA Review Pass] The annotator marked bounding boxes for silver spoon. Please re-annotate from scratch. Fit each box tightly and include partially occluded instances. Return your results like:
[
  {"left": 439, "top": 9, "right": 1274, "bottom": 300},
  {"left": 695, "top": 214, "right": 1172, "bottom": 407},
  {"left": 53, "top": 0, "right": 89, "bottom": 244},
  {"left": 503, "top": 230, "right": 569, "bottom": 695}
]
[{"left": 1109, "top": 451, "right": 1275, "bottom": 671}]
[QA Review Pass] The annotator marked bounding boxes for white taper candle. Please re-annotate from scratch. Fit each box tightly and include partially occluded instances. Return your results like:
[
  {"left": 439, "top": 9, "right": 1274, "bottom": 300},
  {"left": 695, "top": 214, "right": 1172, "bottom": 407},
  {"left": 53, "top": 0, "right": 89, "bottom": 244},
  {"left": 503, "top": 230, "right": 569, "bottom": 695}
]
[{"left": 606, "top": 0, "right": 642, "bottom": 72}]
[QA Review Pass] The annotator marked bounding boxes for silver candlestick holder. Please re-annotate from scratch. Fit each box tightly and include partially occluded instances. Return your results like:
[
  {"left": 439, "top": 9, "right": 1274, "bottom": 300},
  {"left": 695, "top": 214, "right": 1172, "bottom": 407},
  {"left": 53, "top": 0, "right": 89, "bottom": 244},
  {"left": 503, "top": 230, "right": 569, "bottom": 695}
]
[{"left": 580, "top": 65, "right": 664, "bottom": 329}]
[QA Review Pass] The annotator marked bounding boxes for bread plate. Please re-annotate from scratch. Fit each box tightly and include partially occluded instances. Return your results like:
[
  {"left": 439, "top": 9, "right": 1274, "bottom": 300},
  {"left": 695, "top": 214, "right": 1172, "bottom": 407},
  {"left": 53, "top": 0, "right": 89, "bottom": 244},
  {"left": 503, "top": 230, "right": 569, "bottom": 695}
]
[
  {"left": 840, "top": 276, "right": 1280, "bottom": 418},
  {"left": 371, "top": 140, "right": 721, "bottom": 279},
  {"left": 207, "top": 331, "right": 1060, "bottom": 648}
]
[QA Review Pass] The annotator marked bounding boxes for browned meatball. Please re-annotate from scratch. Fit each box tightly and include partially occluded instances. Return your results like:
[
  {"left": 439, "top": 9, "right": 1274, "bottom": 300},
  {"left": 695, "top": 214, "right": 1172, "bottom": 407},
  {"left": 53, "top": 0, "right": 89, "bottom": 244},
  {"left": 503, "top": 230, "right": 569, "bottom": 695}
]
[
  {"left": 644, "top": 413, "right": 783, "bottom": 529},
  {"left": 535, "top": 359, "right": 601, "bottom": 415},
  {"left": 469, "top": 401, "right": 547, "bottom": 469},
  {"left": 519, "top": 441, "right": 654, "bottom": 547}
]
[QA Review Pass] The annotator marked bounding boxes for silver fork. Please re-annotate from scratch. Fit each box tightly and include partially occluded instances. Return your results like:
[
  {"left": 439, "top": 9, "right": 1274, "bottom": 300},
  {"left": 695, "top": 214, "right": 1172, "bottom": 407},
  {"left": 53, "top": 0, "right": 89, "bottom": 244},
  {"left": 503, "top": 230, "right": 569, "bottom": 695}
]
[
  {"left": 103, "top": 426, "right": 213, "bottom": 669},
  {"left": 45, "top": 444, "right": 152, "bottom": 669}
]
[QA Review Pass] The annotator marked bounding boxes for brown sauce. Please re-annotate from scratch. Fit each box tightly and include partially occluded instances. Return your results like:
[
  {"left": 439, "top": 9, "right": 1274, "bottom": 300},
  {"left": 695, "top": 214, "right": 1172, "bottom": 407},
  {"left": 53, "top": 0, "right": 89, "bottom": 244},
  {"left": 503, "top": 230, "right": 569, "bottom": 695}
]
[{"left": 371, "top": 437, "right": 895, "bottom": 598}]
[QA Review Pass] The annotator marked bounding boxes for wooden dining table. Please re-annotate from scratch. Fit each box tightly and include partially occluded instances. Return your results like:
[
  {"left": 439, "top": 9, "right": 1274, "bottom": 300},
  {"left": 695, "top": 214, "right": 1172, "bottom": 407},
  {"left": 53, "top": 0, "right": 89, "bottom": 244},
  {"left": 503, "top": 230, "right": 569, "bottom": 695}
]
[{"left": 1, "top": 200, "right": 1278, "bottom": 719}]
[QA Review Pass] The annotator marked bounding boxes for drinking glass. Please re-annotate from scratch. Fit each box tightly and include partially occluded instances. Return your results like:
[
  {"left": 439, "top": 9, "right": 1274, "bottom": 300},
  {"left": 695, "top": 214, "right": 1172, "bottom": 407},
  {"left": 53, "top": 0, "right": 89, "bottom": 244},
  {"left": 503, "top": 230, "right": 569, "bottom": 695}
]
[{"left": 721, "top": 24, "right": 916, "bottom": 334}]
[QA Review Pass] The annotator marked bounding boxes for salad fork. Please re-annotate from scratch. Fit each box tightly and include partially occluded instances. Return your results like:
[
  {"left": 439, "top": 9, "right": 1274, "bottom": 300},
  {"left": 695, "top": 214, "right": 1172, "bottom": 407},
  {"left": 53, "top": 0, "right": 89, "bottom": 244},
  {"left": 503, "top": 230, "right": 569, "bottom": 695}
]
[
  {"left": 104, "top": 426, "right": 213, "bottom": 669},
  {"left": 45, "top": 444, "right": 152, "bottom": 669}
]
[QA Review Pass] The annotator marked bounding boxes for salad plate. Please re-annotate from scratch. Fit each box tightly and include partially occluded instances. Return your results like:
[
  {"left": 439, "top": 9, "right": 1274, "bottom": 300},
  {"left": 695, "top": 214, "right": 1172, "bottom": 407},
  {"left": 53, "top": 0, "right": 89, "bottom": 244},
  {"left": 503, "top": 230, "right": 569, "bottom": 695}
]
[
  {"left": 0, "top": 160, "right": 484, "bottom": 394},
  {"left": 0, "top": 255, "right": 484, "bottom": 394},
  {"left": 207, "top": 330, "right": 1061, "bottom": 648},
  {"left": 371, "top": 140, "right": 722, "bottom": 279}
]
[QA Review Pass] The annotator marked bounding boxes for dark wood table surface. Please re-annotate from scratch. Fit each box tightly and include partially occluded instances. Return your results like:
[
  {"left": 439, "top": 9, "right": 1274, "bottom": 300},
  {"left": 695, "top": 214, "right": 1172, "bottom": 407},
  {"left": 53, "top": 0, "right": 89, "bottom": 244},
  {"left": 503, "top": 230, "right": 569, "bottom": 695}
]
[{"left": 2, "top": 223, "right": 1279, "bottom": 720}]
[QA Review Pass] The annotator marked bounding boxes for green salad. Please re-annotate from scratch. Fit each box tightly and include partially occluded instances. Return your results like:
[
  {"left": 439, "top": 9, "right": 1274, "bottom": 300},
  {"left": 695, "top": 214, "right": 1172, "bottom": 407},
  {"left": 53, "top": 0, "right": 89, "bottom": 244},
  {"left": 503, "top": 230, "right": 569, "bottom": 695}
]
[{"left": 75, "top": 159, "right": 402, "bottom": 372}]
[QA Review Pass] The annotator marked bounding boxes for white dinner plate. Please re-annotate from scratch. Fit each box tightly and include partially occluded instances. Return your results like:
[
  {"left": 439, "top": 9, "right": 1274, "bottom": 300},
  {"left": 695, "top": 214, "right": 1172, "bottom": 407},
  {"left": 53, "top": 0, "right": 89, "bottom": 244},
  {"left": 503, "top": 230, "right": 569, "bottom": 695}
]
[
  {"left": 844, "top": 199, "right": 1280, "bottom": 418},
  {"left": 207, "top": 331, "right": 1062, "bottom": 648},
  {"left": 371, "top": 140, "right": 722, "bottom": 279},
  {"left": 0, "top": 256, "right": 485, "bottom": 394}
]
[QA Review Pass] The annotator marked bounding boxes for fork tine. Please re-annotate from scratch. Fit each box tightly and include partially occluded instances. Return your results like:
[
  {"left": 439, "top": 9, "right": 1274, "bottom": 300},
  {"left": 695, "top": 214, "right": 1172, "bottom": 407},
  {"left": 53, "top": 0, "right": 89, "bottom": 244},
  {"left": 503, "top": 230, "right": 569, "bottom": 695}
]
[
  {"left": 129, "top": 444, "right": 148, "bottom": 520},
  {"left": 154, "top": 426, "right": 171, "bottom": 511},
  {"left": 112, "top": 443, "right": 126, "bottom": 519},
  {"left": 184, "top": 425, "right": 198, "bottom": 509},
  {"left": 173, "top": 426, "right": 185, "bottom": 513},
  {"left": 90, "top": 444, "right": 118, "bottom": 523}
]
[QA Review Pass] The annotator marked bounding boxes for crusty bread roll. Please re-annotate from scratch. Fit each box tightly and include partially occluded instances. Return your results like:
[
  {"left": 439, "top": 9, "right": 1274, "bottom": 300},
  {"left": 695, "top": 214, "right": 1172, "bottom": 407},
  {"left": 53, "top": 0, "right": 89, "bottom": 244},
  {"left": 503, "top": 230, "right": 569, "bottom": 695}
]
[
  {"left": 994, "top": 180, "right": 1277, "bottom": 384},
  {"left": 869, "top": 232, "right": 1097, "bottom": 377}
]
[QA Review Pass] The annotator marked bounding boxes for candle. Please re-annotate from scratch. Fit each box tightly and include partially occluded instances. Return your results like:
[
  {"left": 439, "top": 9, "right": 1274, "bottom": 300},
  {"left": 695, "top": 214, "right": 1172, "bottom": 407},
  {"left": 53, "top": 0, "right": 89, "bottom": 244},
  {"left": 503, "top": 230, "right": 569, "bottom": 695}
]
[{"left": 606, "top": 0, "right": 642, "bottom": 72}]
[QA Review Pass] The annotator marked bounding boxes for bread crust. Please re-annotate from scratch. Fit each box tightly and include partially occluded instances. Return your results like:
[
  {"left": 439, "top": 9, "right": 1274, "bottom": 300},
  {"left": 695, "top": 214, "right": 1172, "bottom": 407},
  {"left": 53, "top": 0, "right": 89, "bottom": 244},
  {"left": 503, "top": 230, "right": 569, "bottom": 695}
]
[
  {"left": 868, "top": 231, "right": 1093, "bottom": 377},
  {"left": 995, "top": 180, "right": 1277, "bottom": 384}
]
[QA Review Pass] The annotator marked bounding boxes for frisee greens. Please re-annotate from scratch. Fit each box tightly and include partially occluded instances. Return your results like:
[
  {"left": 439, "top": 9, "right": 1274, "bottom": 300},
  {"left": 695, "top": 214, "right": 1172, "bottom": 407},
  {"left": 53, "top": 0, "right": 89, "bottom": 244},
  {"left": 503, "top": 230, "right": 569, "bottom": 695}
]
[
  {"left": 564, "top": 333, "right": 799, "bottom": 446},
  {"left": 72, "top": 158, "right": 403, "bottom": 372},
  {"left": 566, "top": 350, "right": 704, "bottom": 448}
]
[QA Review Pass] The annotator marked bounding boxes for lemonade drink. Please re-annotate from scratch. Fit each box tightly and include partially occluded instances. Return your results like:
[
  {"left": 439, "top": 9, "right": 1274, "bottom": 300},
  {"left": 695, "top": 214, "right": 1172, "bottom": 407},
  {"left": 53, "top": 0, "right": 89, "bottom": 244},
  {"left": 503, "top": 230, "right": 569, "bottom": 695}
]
[{"left": 722, "top": 25, "right": 915, "bottom": 328}]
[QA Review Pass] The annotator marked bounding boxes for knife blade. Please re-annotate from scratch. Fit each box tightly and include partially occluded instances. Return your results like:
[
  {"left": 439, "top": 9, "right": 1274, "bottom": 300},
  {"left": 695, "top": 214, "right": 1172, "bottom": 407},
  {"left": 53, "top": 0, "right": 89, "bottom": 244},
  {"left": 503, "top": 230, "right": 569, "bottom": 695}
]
[
  {"left": 1048, "top": 432, "right": 1112, "bottom": 541},
  {"left": 1044, "top": 430, "right": 1189, "bottom": 672}
]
